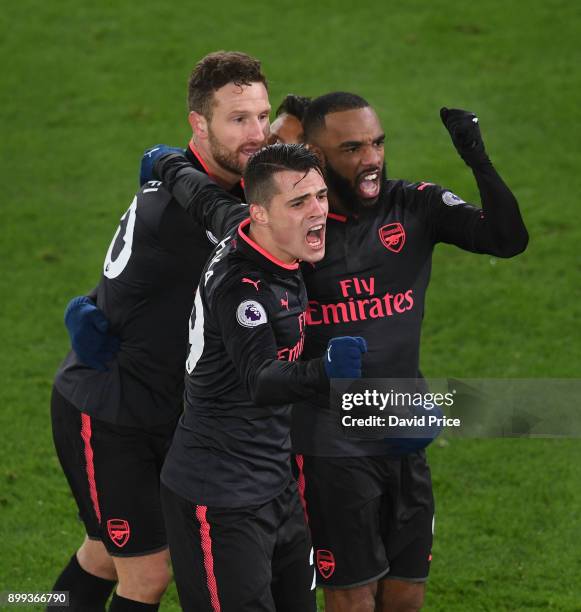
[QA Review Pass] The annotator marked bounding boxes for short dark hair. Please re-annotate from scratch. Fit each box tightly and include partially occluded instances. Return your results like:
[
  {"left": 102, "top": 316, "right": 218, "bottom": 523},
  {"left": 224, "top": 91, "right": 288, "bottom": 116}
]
[
  {"left": 244, "top": 144, "right": 323, "bottom": 206},
  {"left": 275, "top": 94, "right": 311, "bottom": 121},
  {"left": 187, "top": 51, "right": 268, "bottom": 119},
  {"left": 303, "top": 92, "right": 369, "bottom": 142}
]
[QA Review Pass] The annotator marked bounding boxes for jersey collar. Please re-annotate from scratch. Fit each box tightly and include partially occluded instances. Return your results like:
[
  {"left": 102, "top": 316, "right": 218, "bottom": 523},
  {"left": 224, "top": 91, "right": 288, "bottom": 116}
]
[
  {"left": 236, "top": 219, "right": 299, "bottom": 276},
  {"left": 327, "top": 212, "right": 348, "bottom": 223}
]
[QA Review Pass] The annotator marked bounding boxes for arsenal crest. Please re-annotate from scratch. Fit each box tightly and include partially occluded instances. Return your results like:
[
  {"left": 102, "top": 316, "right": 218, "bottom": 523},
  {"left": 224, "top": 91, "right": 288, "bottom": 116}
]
[
  {"left": 107, "top": 518, "right": 130, "bottom": 548},
  {"left": 316, "top": 549, "right": 336, "bottom": 579},
  {"left": 379, "top": 223, "right": 406, "bottom": 253}
]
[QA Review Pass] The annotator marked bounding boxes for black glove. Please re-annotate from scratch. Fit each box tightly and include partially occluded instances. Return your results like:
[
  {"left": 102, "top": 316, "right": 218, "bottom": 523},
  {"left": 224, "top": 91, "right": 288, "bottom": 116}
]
[{"left": 440, "top": 107, "right": 489, "bottom": 167}]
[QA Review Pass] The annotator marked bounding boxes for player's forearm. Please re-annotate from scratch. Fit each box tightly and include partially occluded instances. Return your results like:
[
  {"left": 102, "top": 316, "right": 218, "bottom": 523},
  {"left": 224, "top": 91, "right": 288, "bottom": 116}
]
[
  {"left": 155, "top": 154, "right": 244, "bottom": 238},
  {"left": 250, "top": 357, "right": 329, "bottom": 406},
  {"left": 471, "top": 160, "right": 529, "bottom": 257},
  {"left": 440, "top": 107, "right": 528, "bottom": 257}
]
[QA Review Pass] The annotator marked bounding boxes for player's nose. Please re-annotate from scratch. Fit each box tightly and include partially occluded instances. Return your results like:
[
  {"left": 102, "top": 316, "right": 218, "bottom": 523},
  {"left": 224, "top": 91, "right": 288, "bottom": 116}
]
[
  {"left": 247, "top": 117, "right": 266, "bottom": 142},
  {"left": 360, "top": 144, "right": 382, "bottom": 167},
  {"left": 308, "top": 194, "right": 328, "bottom": 218}
]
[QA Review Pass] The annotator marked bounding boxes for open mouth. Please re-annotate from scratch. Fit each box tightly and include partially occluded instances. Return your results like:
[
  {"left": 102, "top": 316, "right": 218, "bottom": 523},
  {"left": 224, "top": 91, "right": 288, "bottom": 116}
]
[
  {"left": 240, "top": 146, "right": 262, "bottom": 158},
  {"left": 305, "top": 223, "right": 325, "bottom": 250},
  {"left": 356, "top": 169, "right": 380, "bottom": 199}
]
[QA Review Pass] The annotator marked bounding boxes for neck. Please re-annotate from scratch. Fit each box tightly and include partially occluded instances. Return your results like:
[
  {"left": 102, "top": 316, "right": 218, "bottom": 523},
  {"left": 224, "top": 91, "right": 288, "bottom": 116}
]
[
  {"left": 248, "top": 225, "right": 296, "bottom": 264},
  {"left": 328, "top": 190, "right": 352, "bottom": 216},
  {"left": 189, "top": 138, "right": 240, "bottom": 190}
]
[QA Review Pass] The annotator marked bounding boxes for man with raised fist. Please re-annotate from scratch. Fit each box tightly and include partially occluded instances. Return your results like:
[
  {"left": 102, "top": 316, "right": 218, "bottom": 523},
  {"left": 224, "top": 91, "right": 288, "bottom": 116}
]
[{"left": 288, "top": 95, "right": 528, "bottom": 612}]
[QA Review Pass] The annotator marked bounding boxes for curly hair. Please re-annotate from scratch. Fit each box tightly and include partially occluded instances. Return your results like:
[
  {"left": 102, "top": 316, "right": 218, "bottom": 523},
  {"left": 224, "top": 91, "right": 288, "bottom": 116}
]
[{"left": 187, "top": 51, "right": 268, "bottom": 119}]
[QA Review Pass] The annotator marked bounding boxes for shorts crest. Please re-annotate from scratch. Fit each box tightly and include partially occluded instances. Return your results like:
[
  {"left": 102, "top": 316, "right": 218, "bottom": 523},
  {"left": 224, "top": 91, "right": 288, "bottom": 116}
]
[
  {"left": 316, "top": 549, "right": 336, "bottom": 579},
  {"left": 107, "top": 518, "right": 131, "bottom": 548}
]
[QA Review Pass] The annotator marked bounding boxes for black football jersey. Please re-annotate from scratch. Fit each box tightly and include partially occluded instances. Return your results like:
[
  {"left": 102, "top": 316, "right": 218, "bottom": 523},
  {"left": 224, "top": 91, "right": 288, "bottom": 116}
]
[
  {"left": 54, "top": 144, "right": 245, "bottom": 427},
  {"left": 156, "top": 156, "right": 528, "bottom": 456},
  {"left": 161, "top": 219, "right": 328, "bottom": 507},
  {"left": 292, "top": 174, "right": 527, "bottom": 456}
]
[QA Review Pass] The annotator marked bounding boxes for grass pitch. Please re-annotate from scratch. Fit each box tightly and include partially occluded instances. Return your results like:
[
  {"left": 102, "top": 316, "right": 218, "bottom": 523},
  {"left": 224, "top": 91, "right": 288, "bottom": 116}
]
[{"left": 1, "top": 1, "right": 580, "bottom": 610}]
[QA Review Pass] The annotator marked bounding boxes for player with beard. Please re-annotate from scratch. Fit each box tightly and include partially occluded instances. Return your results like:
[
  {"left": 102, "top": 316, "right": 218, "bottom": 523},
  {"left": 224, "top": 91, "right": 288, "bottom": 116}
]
[
  {"left": 290, "top": 93, "right": 528, "bottom": 612},
  {"left": 50, "top": 52, "right": 270, "bottom": 612},
  {"left": 137, "top": 92, "right": 528, "bottom": 612}
]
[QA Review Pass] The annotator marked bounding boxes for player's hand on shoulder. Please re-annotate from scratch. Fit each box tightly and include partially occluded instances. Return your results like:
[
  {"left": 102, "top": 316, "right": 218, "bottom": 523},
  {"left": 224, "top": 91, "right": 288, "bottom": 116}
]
[
  {"left": 64, "top": 296, "right": 121, "bottom": 371},
  {"left": 139, "top": 144, "right": 185, "bottom": 186},
  {"left": 440, "top": 107, "right": 488, "bottom": 167},
  {"left": 324, "top": 336, "right": 367, "bottom": 379}
]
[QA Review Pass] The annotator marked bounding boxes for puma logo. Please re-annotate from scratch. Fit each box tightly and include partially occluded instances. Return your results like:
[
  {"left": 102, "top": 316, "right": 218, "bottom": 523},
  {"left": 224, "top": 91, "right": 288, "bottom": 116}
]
[{"left": 242, "top": 278, "right": 261, "bottom": 291}]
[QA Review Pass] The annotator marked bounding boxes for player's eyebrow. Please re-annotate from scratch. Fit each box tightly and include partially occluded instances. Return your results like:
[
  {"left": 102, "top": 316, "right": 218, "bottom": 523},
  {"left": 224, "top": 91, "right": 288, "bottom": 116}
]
[
  {"left": 339, "top": 134, "right": 386, "bottom": 148},
  {"left": 228, "top": 106, "right": 271, "bottom": 117},
  {"left": 339, "top": 140, "right": 363, "bottom": 149},
  {"left": 287, "top": 187, "right": 328, "bottom": 205},
  {"left": 287, "top": 193, "right": 309, "bottom": 205}
]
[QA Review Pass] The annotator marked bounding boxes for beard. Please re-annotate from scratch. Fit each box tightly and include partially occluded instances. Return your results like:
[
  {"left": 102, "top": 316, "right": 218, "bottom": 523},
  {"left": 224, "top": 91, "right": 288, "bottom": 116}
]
[
  {"left": 207, "top": 126, "right": 247, "bottom": 177},
  {"left": 324, "top": 161, "right": 387, "bottom": 215}
]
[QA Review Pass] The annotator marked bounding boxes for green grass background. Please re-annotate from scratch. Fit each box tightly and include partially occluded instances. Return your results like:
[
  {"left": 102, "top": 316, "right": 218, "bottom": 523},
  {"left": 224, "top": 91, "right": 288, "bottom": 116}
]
[{"left": 1, "top": 1, "right": 580, "bottom": 610}]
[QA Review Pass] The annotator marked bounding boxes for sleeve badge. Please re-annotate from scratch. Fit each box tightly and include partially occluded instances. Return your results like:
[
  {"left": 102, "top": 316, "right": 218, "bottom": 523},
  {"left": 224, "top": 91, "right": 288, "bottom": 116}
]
[
  {"left": 236, "top": 300, "right": 268, "bottom": 328},
  {"left": 442, "top": 191, "right": 466, "bottom": 206}
]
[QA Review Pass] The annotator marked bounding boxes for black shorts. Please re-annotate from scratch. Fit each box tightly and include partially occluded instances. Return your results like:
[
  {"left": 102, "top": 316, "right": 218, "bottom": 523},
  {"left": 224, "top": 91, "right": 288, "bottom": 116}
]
[
  {"left": 160, "top": 480, "right": 316, "bottom": 612},
  {"left": 294, "top": 452, "right": 434, "bottom": 588},
  {"left": 51, "top": 386, "right": 176, "bottom": 556}
]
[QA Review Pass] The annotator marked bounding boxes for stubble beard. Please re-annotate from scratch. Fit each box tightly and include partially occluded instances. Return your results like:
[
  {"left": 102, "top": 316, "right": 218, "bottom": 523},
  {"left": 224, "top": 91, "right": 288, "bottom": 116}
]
[{"left": 207, "top": 126, "right": 247, "bottom": 177}]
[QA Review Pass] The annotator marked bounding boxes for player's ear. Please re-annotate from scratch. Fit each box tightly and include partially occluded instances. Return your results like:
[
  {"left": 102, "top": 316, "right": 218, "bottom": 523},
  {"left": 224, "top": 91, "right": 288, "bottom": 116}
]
[
  {"left": 189, "top": 111, "right": 208, "bottom": 142},
  {"left": 249, "top": 203, "right": 269, "bottom": 226},
  {"left": 306, "top": 144, "right": 325, "bottom": 169}
]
